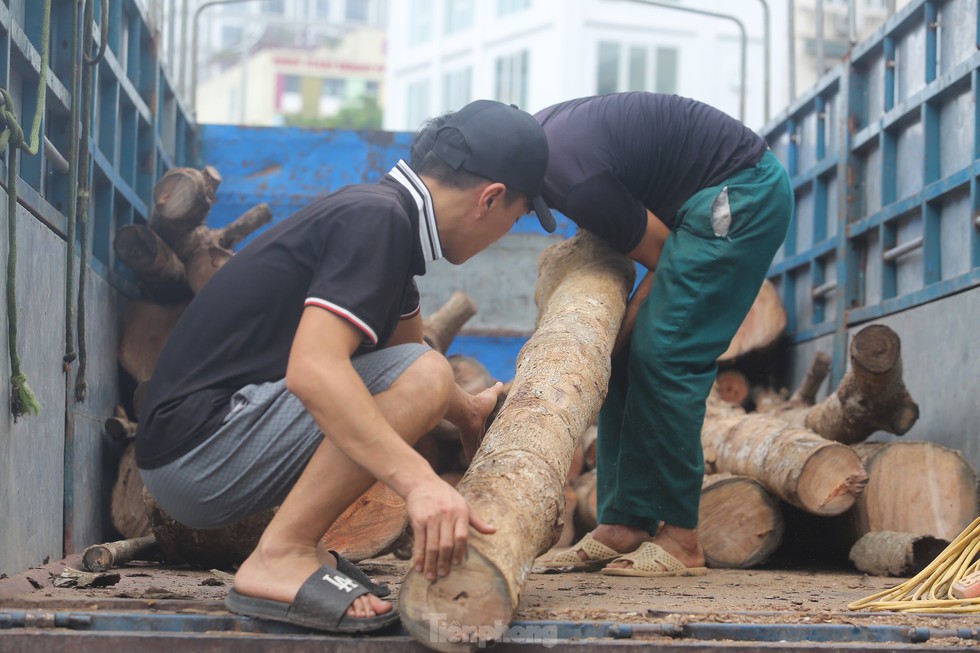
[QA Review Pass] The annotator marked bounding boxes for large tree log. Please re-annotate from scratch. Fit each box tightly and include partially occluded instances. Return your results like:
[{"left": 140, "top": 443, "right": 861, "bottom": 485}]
[
  {"left": 718, "top": 279, "right": 786, "bottom": 362},
  {"left": 111, "top": 444, "right": 152, "bottom": 539},
  {"left": 399, "top": 232, "right": 635, "bottom": 651},
  {"left": 770, "top": 325, "right": 919, "bottom": 443},
  {"left": 118, "top": 300, "right": 189, "bottom": 384},
  {"left": 700, "top": 473, "right": 783, "bottom": 569},
  {"left": 423, "top": 291, "right": 477, "bottom": 354},
  {"left": 143, "top": 488, "right": 274, "bottom": 568},
  {"left": 849, "top": 441, "right": 977, "bottom": 542},
  {"left": 113, "top": 224, "right": 192, "bottom": 302},
  {"left": 848, "top": 531, "right": 949, "bottom": 577},
  {"left": 319, "top": 482, "right": 407, "bottom": 563},
  {"left": 148, "top": 166, "right": 222, "bottom": 253},
  {"left": 701, "top": 404, "right": 868, "bottom": 516}
]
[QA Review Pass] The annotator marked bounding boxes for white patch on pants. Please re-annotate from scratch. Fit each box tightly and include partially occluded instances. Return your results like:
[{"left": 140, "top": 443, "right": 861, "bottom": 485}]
[{"left": 711, "top": 186, "right": 732, "bottom": 238}]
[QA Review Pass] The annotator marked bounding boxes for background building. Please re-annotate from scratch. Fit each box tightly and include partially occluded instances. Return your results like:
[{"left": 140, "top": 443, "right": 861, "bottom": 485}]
[
  {"left": 194, "top": 0, "right": 388, "bottom": 126},
  {"left": 383, "top": 0, "right": 784, "bottom": 132}
]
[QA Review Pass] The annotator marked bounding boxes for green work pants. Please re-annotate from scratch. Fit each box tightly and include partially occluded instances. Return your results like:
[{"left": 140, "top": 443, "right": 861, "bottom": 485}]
[{"left": 596, "top": 150, "right": 793, "bottom": 533}]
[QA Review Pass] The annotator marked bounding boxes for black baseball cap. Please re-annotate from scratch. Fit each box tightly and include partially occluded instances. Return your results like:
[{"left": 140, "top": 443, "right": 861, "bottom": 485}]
[{"left": 428, "top": 100, "right": 556, "bottom": 233}]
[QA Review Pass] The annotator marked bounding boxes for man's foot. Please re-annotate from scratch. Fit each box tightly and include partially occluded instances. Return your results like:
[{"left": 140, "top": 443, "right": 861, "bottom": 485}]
[
  {"left": 234, "top": 543, "right": 391, "bottom": 619},
  {"left": 603, "top": 524, "right": 704, "bottom": 573},
  {"left": 539, "top": 524, "right": 649, "bottom": 571}
]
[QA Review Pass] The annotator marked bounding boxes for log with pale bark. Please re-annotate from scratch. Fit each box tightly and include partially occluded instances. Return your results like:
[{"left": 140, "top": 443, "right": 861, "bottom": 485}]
[
  {"left": 700, "top": 473, "right": 783, "bottom": 569},
  {"left": 702, "top": 396, "right": 868, "bottom": 516},
  {"left": 848, "top": 531, "right": 950, "bottom": 577},
  {"left": 423, "top": 291, "right": 477, "bottom": 354},
  {"left": 848, "top": 441, "right": 977, "bottom": 542},
  {"left": 718, "top": 279, "right": 786, "bottom": 362},
  {"left": 82, "top": 535, "right": 159, "bottom": 572},
  {"left": 399, "top": 231, "right": 635, "bottom": 651},
  {"left": 767, "top": 325, "right": 919, "bottom": 444}
]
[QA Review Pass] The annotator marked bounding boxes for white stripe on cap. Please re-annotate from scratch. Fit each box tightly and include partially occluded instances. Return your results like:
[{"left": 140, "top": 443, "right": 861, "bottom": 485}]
[
  {"left": 305, "top": 297, "right": 379, "bottom": 345},
  {"left": 388, "top": 160, "right": 443, "bottom": 263}
]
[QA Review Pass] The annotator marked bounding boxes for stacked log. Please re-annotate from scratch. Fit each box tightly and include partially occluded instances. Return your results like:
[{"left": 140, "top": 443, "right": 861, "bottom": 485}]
[
  {"left": 399, "top": 231, "right": 636, "bottom": 649},
  {"left": 108, "top": 166, "right": 272, "bottom": 543}
]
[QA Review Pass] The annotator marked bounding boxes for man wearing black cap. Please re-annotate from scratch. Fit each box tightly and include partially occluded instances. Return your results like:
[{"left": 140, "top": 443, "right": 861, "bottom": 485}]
[
  {"left": 535, "top": 92, "right": 792, "bottom": 578},
  {"left": 135, "top": 100, "right": 554, "bottom": 633}
]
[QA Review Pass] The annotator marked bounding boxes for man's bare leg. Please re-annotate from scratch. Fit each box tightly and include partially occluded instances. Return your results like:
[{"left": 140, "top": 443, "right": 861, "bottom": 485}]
[{"left": 233, "top": 351, "right": 454, "bottom": 618}]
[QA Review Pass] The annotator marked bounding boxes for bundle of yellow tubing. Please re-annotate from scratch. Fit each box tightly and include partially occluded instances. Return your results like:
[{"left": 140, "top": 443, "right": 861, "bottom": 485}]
[{"left": 848, "top": 516, "right": 980, "bottom": 613}]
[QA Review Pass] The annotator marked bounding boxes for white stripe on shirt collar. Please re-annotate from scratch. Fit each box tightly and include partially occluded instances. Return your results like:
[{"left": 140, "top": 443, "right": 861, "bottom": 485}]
[{"left": 388, "top": 160, "right": 443, "bottom": 263}]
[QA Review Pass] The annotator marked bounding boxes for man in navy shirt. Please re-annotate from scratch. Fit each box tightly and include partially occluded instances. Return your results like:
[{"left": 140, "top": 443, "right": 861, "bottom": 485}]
[
  {"left": 136, "top": 100, "right": 555, "bottom": 632},
  {"left": 536, "top": 93, "right": 793, "bottom": 577}
]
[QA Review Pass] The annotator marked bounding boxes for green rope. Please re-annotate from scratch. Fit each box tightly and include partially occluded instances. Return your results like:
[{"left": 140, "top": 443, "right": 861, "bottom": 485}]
[
  {"left": 2, "top": 0, "right": 52, "bottom": 419},
  {"left": 75, "top": 0, "right": 108, "bottom": 402}
]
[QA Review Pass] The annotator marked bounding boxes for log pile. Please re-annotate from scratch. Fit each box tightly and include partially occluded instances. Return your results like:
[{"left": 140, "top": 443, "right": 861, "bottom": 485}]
[{"left": 106, "top": 166, "right": 272, "bottom": 546}]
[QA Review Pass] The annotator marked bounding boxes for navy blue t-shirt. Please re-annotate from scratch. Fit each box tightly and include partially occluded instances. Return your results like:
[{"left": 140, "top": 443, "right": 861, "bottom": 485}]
[
  {"left": 136, "top": 176, "right": 426, "bottom": 469},
  {"left": 535, "top": 92, "right": 768, "bottom": 254}
]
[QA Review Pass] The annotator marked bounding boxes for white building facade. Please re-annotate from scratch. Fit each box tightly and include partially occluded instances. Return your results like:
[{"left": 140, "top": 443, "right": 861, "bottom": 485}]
[
  {"left": 383, "top": 0, "right": 782, "bottom": 132},
  {"left": 383, "top": 0, "right": 914, "bottom": 134}
]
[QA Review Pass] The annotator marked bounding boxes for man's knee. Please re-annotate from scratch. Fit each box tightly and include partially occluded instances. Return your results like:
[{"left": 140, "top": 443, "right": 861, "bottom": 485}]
[{"left": 398, "top": 349, "right": 455, "bottom": 409}]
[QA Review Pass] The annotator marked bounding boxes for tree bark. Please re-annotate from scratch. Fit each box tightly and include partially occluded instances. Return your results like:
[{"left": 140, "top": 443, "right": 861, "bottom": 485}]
[
  {"left": 718, "top": 279, "right": 786, "bottom": 362},
  {"left": 113, "top": 224, "right": 192, "bottom": 302},
  {"left": 143, "top": 488, "right": 274, "bottom": 568},
  {"left": 111, "top": 444, "right": 152, "bottom": 539},
  {"left": 149, "top": 166, "right": 222, "bottom": 255},
  {"left": 772, "top": 325, "right": 919, "bottom": 443},
  {"left": 82, "top": 535, "right": 159, "bottom": 572},
  {"left": 848, "top": 531, "right": 949, "bottom": 577},
  {"left": 118, "top": 300, "right": 189, "bottom": 384},
  {"left": 701, "top": 406, "right": 868, "bottom": 516},
  {"left": 849, "top": 441, "right": 978, "bottom": 542},
  {"left": 700, "top": 473, "right": 783, "bottom": 569},
  {"left": 398, "top": 232, "right": 635, "bottom": 651},
  {"left": 423, "top": 291, "right": 477, "bottom": 354}
]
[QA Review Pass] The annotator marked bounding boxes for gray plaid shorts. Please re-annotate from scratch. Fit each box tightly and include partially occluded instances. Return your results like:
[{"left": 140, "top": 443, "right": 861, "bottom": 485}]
[{"left": 140, "top": 343, "right": 430, "bottom": 529}]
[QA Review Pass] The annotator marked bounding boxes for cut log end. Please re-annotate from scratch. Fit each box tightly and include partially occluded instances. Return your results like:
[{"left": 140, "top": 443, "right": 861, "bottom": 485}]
[
  {"left": 399, "top": 547, "right": 512, "bottom": 653},
  {"left": 850, "top": 324, "right": 900, "bottom": 375},
  {"left": 319, "top": 482, "right": 407, "bottom": 563},
  {"left": 716, "top": 369, "right": 750, "bottom": 406},
  {"left": 797, "top": 445, "right": 868, "bottom": 516},
  {"left": 700, "top": 475, "right": 783, "bottom": 569}
]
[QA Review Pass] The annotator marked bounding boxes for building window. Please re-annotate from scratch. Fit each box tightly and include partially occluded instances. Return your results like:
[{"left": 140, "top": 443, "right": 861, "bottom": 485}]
[
  {"left": 655, "top": 47, "right": 678, "bottom": 94},
  {"left": 497, "top": 0, "right": 531, "bottom": 16},
  {"left": 596, "top": 42, "right": 619, "bottom": 95},
  {"left": 346, "top": 0, "right": 368, "bottom": 22},
  {"left": 265, "top": 0, "right": 285, "bottom": 15},
  {"left": 319, "top": 78, "right": 346, "bottom": 115},
  {"left": 409, "top": 0, "right": 434, "bottom": 45},
  {"left": 315, "top": 0, "right": 331, "bottom": 19},
  {"left": 407, "top": 80, "right": 431, "bottom": 130},
  {"left": 364, "top": 80, "right": 380, "bottom": 98},
  {"left": 494, "top": 50, "right": 528, "bottom": 109},
  {"left": 628, "top": 46, "right": 646, "bottom": 91},
  {"left": 443, "top": 67, "right": 472, "bottom": 111},
  {"left": 597, "top": 43, "right": 678, "bottom": 95},
  {"left": 279, "top": 75, "right": 302, "bottom": 113},
  {"left": 445, "top": 0, "right": 474, "bottom": 34}
]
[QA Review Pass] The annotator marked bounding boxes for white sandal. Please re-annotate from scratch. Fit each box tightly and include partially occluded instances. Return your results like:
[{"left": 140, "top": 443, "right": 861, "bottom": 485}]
[{"left": 539, "top": 532, "right": 627, "bottom": 572}]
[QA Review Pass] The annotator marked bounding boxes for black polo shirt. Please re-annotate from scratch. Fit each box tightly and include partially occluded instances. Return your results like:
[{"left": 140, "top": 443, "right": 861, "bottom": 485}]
[
  {"left": 136, "top": 160, "right": 442, "bottom": 469},
  {"left": 534, "top": 92, "right": 768, "bottom": 254}
]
